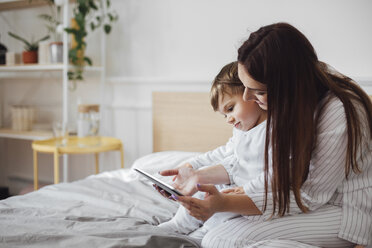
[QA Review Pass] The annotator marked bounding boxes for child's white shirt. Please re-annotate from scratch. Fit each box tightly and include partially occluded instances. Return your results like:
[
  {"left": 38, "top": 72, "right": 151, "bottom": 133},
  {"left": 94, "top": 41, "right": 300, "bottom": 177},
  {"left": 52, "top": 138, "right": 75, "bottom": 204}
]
[
  {"left": 187, "top": 120, "right": 266, "bottom": 186},
  {"left": 158, "top": 122, "right": 267, "bottom": 237}
]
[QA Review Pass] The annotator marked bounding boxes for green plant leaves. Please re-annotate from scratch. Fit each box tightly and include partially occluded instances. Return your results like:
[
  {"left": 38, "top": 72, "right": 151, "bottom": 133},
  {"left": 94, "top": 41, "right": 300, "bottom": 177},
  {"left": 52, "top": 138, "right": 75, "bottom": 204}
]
[
  {"left": 88, "top": 0, "right": 98, "bottom": 10},
  {"left": 84, "top": 57, "right": 92, "bottom": 66},
  {"left": 8, "top": 32, "right": 49, "bottom": 51},
  {"left": 104, "top": 24, "right": 111, "bottom": 34},
  {"left": 36, "top": 35, "right": 50, "bottom": 43},
  {"left": 68, "top": 0, "right": 118, "bottom": 80}
]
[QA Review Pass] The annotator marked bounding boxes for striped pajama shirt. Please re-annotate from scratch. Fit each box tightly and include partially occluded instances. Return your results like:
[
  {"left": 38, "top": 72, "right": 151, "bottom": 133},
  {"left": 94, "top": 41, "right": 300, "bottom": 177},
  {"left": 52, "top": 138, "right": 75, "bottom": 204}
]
[
  {"left": 202, "top": 93, "right": 372, "bottom": 247},
  {"left": 201, "top": 205, "right": 352, "bottom": 247}
]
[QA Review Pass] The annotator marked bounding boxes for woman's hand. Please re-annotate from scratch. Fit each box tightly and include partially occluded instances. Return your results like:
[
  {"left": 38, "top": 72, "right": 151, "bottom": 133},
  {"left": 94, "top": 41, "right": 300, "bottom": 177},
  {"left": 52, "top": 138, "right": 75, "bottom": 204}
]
[
  {"left": 175, "top": 184, "right": 226, "bottom": 222},
  {"left": 159, "top": 163, "right": 200, "bottom": 196},
  {"left": 221, "top": 186, "right": 244, "bottom": 194},
  {"left": 174, "top": 184, "right": 262, "bottom": 218}
]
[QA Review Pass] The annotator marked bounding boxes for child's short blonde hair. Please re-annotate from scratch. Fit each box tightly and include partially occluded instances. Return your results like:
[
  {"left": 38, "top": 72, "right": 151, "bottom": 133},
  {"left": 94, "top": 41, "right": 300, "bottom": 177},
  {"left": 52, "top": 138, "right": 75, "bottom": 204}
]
[{"left": 210, "top": 61, "right": 245, "bottom": 111}]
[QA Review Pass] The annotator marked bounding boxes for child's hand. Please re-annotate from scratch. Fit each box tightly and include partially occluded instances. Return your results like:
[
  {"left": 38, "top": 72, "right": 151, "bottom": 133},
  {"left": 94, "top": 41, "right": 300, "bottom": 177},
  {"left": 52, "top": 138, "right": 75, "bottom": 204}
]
[
  {"left": 221, "top": 186, "right": 244, "bottom": 194},
  {"left": 159, "top": 164, "right": 199, "bottom": 196},
  {"left": 159, "top": 163, "right": 193, "bottom": 182}
]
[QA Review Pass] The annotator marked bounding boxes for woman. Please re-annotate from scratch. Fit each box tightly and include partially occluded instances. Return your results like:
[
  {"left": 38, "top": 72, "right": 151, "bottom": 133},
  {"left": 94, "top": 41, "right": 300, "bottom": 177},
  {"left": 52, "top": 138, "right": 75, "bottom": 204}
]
[{"left": 174, "top": 23, "right": 372, "bottom": 247}]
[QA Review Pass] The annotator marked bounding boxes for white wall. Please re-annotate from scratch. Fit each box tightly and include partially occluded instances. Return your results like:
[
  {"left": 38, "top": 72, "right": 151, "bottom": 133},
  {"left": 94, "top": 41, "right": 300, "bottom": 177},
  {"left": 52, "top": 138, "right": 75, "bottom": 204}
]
[
  {"left": 105, "top": 0, "right": 372, "bottom": 78},
  {"left": 0, "top": 0, "right": 371, "bottom": 193},
  {"left": 106, "top": 0, "right": 372, "bottom": 166}
]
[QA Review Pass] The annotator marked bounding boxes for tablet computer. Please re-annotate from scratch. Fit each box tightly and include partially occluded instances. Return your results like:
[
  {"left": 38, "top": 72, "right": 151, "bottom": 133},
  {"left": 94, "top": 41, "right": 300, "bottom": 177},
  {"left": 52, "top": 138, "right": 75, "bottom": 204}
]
[{"left": 134, "top": 168, "right": 184, "bottom": 196}]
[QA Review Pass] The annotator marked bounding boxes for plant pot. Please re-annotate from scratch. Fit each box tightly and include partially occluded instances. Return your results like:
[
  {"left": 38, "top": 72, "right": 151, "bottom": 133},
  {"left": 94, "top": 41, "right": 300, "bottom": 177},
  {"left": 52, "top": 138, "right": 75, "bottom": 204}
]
[
  {"left": 22, "top": 50, "right": 38, "bottom": 64},
  {"left": 49, "top": 42, "right": 63, "bottom": 63}
]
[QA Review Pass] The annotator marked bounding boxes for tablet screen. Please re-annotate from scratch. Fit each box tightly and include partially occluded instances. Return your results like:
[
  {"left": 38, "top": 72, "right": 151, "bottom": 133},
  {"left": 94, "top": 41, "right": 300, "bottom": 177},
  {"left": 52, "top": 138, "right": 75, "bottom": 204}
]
[{"left": 134, "top": 168, "right": 184, "bottom": 196}]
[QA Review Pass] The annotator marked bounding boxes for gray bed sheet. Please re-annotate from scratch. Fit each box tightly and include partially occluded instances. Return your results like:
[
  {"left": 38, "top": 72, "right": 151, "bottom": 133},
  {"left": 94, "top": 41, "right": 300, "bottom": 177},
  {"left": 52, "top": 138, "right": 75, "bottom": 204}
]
[{"left": 0, "top": 168, "right": 200, "bottom": 248}]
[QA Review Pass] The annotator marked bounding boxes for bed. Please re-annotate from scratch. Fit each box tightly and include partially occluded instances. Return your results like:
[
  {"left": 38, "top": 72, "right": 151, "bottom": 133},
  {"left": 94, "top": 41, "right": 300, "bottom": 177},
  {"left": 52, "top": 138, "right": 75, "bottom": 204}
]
[
  {"left": 0, "top": 92, "right": 232, "bottom": 248},
  {"left": 2, "top": 93, "right": 370, "bottom": 248}
]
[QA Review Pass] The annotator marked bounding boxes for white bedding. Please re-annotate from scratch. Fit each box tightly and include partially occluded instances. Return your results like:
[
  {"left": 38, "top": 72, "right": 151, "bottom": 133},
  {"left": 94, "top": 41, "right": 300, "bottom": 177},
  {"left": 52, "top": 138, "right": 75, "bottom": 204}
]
[{"left": 0, "top": 151, "right": 201, "bottom": 248}]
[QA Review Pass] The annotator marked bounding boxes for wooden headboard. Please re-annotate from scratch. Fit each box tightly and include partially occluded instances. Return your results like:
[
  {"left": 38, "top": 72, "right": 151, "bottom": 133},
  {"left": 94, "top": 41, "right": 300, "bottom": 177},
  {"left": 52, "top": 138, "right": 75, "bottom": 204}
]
[
  {"left": 153, "top": 93, "right": 372, "bottom": 153},
  {"left": 153, "top": 92, "right": 232, "bottom": 152}
]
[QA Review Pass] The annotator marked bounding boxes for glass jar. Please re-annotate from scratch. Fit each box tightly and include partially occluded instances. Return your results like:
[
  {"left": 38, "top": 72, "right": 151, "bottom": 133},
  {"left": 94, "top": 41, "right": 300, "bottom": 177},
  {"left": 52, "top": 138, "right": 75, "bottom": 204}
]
[{"left": 77, "top": 104, "right": 100, "bottom": 147}]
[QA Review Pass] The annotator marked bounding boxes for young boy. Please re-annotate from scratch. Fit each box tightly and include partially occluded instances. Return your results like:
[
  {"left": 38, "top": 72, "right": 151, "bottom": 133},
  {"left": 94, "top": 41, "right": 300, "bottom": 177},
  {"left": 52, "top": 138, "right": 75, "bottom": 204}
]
[{"left": 158, "top": 61, "right": 267, "bottom": 240}]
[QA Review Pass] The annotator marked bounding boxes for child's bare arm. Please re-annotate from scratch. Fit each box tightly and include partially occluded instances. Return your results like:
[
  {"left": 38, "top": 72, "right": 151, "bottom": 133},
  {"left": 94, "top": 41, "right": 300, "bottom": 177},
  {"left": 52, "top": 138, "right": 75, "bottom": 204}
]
[{"left": 159, "top": 165, "right": 230, "bottom": 196}]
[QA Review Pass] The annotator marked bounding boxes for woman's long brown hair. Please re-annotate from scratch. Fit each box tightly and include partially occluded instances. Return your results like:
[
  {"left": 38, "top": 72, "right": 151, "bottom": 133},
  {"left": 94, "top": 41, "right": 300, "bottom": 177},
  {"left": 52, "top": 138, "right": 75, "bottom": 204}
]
[{"left": 237, "top": 22, "right": 372, "bottom": 216}]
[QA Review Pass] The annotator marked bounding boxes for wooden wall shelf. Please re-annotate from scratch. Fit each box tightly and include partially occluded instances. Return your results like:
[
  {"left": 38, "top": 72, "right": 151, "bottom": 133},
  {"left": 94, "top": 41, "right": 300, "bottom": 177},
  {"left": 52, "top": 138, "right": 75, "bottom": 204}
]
[
  {"left": 0, "top": 128, "right": 52, "bottom": 140},
  {"left": 0, "top": 0, "right": 75, "bottom": 11}
]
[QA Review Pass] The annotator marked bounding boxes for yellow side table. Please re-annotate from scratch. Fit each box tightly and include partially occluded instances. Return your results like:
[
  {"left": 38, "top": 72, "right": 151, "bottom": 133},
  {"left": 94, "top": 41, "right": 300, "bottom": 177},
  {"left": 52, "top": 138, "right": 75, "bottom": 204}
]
[{"left": 32, "top": 136, "right": 124, "bottom": 190}]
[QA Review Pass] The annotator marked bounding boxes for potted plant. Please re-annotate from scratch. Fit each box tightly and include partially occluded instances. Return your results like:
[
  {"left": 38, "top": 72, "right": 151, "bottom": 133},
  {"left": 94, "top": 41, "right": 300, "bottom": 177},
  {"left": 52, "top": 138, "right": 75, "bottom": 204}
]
[
  {"left": 64, "top": 0, "right": 118, "bottom": 80},
  {"left": 38, "top": 0, "right": 64, "bottom": 63},
  {"left": 8, "top": 32, "right": 50, "bottom": 64}
]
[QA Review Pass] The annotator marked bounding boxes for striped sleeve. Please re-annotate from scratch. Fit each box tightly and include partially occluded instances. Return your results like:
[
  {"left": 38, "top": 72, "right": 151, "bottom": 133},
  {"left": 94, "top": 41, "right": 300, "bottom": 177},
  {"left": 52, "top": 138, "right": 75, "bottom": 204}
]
[
  {"left": 338, "top": 101, "right": 372, "bottom": 245},
  {"left": 244, "top": 96, "right": 348, "bottom": 219},
  {"left": 339, "top": 188, "right": 372, "bottom": 245}
]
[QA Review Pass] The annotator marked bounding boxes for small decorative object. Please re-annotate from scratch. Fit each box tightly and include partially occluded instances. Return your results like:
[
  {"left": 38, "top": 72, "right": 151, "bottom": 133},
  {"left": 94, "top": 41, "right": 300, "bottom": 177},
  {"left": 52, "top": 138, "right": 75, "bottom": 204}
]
[
  {"left": 64, "top": 0, "right": 118, "bottom": 81},
  {"left": 8, "top": 32, "right": 49, "bottom": 64},
  {"left": 5, "top": 52, "right": 15, "bottom": 65},
  {"left": 77, "top": 104, "right": 100, "bottom": 146},
  {"left": 11, "top": 105, "right": 36, "bottom": 131},
  {"left": 0, "top": 35, "right": 7, "bottom": 65},
  {"left": 6, "top": 52, "right": 21, "bottom": 65},
  {"left": 38, "top": 41, "right": 49, "bottom": 64},
  {"left": 49, "top": 41, "right": 63, "bottom": 63}
]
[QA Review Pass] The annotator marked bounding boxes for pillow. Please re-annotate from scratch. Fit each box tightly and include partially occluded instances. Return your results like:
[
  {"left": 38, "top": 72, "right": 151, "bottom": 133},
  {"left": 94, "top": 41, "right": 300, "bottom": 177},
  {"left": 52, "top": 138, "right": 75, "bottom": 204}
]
[{"left": 89, "top": 151, "right": 200, "bottom": 185}]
